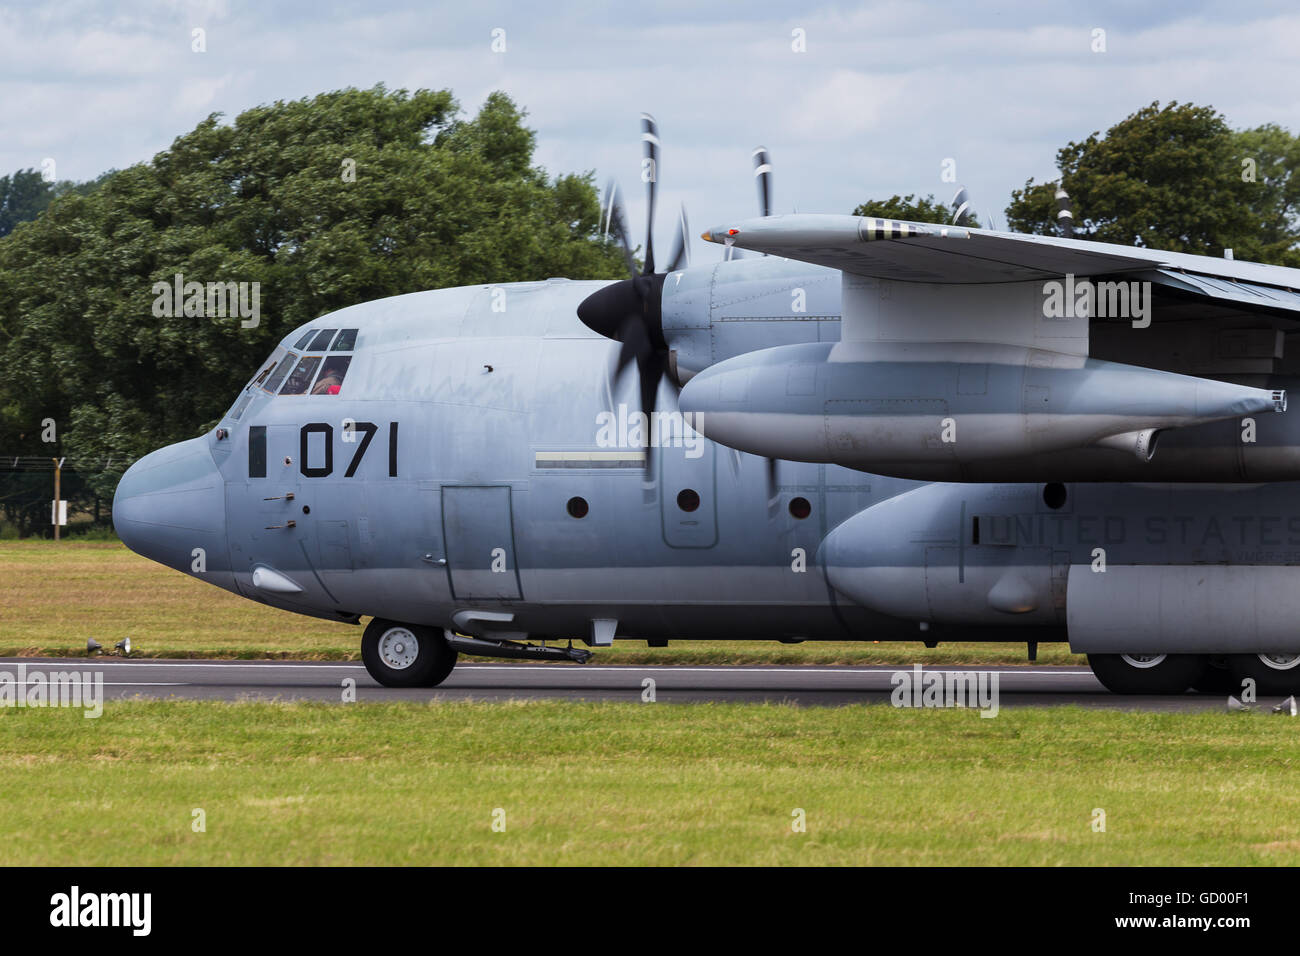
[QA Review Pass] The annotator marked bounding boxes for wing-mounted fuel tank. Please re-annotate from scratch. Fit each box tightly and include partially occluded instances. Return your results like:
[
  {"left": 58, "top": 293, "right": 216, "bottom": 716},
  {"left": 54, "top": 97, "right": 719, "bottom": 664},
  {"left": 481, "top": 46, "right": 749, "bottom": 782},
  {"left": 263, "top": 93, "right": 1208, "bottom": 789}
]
[{"left": 678, "top": 340, "right": 1291, "bottom": 482}]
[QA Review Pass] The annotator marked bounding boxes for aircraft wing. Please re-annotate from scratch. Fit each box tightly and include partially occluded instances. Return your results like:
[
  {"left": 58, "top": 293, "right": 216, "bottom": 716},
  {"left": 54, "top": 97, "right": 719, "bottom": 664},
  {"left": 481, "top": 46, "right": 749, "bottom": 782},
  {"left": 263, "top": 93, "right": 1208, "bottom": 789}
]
[{"left": 702, "top": 214, "right": 1300, "bottom": 313}]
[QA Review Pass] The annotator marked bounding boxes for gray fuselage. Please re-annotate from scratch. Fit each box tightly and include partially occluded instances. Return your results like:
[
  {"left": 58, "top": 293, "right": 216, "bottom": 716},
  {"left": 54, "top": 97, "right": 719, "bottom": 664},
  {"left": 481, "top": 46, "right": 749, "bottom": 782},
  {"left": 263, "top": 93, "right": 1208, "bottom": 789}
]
[{"left": 112, "top": 256, "right": 1300, "bottom": 654}]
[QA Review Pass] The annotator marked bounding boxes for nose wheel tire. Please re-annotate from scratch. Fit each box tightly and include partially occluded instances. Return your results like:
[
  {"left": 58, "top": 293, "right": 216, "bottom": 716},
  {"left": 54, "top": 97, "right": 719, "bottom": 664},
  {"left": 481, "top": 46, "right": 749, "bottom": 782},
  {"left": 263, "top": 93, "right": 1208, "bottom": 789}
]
[
  {"left": 362, "top": 619, "right": 458, "bottom": 688},
  {"left": 1086, "top": 653, "right": 1204, "bottom": 695},
  {"left": 1226, "top": 653, "right": 1300, "bottom": 697}
]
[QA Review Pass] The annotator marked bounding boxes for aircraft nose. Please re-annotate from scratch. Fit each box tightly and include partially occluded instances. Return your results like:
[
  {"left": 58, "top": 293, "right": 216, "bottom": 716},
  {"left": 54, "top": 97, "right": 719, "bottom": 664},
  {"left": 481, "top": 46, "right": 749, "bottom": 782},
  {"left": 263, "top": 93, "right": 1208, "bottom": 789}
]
[{"left": 113, "top": 436, "right": 230, "bottom": 578}]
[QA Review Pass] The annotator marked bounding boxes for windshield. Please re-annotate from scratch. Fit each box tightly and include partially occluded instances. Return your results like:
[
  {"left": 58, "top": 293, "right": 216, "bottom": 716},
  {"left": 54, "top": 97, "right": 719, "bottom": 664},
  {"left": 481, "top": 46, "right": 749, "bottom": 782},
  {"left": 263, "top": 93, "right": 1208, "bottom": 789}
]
[
  {"left": 263, "top": 351, "right": 295, "bottom": 392},
  {"left": 270, "top": 328, "right": 358, "bottom": 396},
  {"left": 311, "top": 356, "right": 352, "bottom": 395},
  {"left": 225, "top": 347, "right": 285, "bottom": 420},
  {"left": 280, "top": 355, "right": 322, "bottom": 395}
]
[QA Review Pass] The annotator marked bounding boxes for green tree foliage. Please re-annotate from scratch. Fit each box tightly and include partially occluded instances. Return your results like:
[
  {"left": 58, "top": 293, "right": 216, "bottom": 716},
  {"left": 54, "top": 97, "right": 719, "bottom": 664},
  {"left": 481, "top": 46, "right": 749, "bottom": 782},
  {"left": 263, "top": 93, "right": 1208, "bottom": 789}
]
[
  {"left": 1005, "top": 101, "right": 1300, "bottom": 265},
  {"left": 0, "top": 169, "right": 54, "bottom": 238},
  {"left": 0, "top": 169, "right": 108, "bottom": 238},
  {"left": 851, "top": 193, "right": 976, "bottom": 227},
  {"left": 1233, "top": 122, "right": 1300, "bottom": 265},
  {"left": 0, "top": 86, "right": 625, "bottom": 523}
]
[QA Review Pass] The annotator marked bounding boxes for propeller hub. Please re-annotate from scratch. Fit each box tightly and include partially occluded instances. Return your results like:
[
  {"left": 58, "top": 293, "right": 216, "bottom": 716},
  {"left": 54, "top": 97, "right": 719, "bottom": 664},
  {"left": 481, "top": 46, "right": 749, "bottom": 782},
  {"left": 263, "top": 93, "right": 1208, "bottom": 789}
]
[{"left": 577, "top": 274, "right": 666, "bottom": 350}]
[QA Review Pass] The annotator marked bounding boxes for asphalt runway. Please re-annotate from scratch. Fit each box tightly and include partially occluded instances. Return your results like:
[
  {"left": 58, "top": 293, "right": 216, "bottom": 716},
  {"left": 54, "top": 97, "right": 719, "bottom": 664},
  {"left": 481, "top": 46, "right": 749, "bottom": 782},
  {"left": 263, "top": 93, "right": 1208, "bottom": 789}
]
[{"left": 0, "top": 658, "right": 1262, "bottom": 710}]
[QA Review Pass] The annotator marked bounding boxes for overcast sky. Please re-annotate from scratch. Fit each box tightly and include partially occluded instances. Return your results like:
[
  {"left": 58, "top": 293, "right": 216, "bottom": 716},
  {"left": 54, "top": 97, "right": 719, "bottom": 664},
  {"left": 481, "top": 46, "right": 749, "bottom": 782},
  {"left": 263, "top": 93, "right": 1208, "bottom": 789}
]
[{"left": 3, "top": 1, "right": 1300, "bottom": 266}]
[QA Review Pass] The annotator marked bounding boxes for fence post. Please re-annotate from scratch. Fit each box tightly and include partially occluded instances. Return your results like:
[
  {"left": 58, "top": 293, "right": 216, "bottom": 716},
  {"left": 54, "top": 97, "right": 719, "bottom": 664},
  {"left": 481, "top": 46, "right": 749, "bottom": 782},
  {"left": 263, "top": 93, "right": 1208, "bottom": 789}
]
[{"left": 52, "top": 457, "right": 64, "bottom": 541}]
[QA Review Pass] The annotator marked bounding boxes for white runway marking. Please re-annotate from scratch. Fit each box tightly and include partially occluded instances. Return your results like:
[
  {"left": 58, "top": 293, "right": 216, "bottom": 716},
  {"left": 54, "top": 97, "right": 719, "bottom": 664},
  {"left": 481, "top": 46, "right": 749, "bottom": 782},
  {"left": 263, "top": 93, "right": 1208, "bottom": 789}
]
[
  {"left": 51, "top": 660, "right": 1087, "bottom": 677},
  {"left": 13, "top": 680, "right": 187, "bottom": 686}
]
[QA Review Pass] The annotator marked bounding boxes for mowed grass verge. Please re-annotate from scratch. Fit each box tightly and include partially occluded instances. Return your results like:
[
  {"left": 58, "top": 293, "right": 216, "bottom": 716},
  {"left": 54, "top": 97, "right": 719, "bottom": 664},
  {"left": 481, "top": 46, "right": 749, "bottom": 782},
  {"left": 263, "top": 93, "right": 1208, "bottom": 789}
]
[
  {"left": 0, "top": 699, "right": 1296, "bottom": 865},
  {"left": 0, "top": 541, "right": 1084, "bottom": 665}
]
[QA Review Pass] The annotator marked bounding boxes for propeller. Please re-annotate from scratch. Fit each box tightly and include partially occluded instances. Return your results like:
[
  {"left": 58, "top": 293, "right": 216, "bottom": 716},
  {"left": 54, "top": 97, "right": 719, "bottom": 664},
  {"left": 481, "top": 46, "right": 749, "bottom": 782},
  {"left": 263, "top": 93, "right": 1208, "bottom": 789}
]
[
  {"left": 665, "top": 203, "right": 690, "bottom": 274},
  {"left": 641, "top": 113, "right": 658, "bottom": 274},
  {"left": 752, "top": 147, "right": 781, "bottom": 510},
  {"left": 731, "top": 145, "right": 776, "bottom": 263},
  {"left": 753, "top": 147, "right": 773, "bottom": 217},
  {"left": 1055, "top": 185, "right": 1074, "bottom": 239},
  {"left": 950, "top": 185, "right": 976, "bottom": 227},
  {"left": 578, "top": 114, "right": 694, "bottom": 484},
  {"left": 577, "top": 121, "right": 784, "bottom": 511}
]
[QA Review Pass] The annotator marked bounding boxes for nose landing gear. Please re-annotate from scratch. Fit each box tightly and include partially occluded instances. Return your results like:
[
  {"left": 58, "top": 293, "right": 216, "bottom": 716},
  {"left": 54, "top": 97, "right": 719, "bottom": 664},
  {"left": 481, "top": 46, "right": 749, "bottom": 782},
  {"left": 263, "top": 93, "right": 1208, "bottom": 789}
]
[{"left": 361, "top": 619, "right": 458, "bottom": 687}]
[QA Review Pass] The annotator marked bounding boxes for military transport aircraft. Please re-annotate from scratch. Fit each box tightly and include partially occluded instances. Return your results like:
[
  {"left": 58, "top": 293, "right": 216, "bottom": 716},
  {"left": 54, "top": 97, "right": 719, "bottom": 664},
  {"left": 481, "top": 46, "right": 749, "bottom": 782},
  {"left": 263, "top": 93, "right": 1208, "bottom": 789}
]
[{"left": 113, "top": 116, "right": 1300, "bottom": 696}]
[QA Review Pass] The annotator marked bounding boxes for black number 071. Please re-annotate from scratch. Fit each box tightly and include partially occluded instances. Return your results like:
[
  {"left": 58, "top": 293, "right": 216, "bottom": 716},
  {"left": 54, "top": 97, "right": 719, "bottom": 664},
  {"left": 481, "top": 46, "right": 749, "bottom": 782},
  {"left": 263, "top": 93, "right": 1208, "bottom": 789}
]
[{"left": 299, "top": 421, "right": 398, "bottom": 478}]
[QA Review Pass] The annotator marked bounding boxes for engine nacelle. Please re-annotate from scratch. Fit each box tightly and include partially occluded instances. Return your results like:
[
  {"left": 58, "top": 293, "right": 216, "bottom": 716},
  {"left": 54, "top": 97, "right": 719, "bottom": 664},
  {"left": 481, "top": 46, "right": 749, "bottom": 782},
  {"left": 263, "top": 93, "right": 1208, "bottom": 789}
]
[
  {"left": 659, "top": 257, "right": 841, "bottom": 382},
  {"left": 678, "top": 340, "right": 1287, "bottom": 482}
]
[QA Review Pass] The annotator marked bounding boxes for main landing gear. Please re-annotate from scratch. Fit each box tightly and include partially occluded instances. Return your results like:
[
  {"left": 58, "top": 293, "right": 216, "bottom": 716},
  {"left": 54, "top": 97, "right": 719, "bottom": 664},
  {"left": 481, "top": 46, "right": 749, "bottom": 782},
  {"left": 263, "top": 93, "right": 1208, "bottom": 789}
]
[{"left": 1087, "top": 652, "right": 1300, "bottom": 696}]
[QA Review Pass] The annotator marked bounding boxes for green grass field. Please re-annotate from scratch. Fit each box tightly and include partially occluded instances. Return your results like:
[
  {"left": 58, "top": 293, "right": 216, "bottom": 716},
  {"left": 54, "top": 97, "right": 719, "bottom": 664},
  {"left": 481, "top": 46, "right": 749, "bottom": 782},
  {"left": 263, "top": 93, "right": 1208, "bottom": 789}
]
[
  {"left": 0, "top": 540, "right": 1084, "bottom": 665},
  {"left": 0, "top": 699, "right": 1296, "bottom": 865},
  {"left": 3, "top": 541, "right": 1284, "bottom": 867}
]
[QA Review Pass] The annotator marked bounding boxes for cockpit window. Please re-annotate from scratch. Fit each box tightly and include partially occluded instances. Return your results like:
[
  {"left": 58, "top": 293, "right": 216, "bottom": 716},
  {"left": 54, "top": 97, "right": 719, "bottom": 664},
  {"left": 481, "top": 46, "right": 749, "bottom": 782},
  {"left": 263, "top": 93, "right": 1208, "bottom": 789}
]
[
  {"left": 227, "top": 391, "right": 255, "bottom": 421},
  {"left": 257, "top": 328, "right": 359, "bottom": 400},
  {"left": 251, "top": 357, "right": 279, "bottom": 389},
  {"left": 310, "top": 356, "right": 352, "bottom": 395},
  {"left": 279, "top": 355, "right": 321, "bottom": 395},
  {"left": 307, "top": 328, "right": 337, "bottom": 351},
  {"left": 263, "top": 352, "right": 296, "bottom": 393}
]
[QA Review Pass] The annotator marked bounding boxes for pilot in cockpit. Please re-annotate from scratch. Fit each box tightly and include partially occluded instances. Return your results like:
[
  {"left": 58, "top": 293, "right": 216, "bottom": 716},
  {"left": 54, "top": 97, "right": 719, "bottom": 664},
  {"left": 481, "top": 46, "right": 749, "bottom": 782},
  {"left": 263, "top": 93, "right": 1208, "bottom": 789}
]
[{"left": 312, "top": 362, "right": 346, "bottom": 395}]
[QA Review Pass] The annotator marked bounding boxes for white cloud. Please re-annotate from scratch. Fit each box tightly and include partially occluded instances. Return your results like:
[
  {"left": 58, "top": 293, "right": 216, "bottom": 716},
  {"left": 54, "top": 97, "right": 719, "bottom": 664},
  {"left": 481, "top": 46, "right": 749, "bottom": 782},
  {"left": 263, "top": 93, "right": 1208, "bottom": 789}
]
[
  {"left": 786, "top": 70, "right": 907, "bottom": 140},
  {"left": 2, "top": 1, "right": 1300, "bottom": 262}
]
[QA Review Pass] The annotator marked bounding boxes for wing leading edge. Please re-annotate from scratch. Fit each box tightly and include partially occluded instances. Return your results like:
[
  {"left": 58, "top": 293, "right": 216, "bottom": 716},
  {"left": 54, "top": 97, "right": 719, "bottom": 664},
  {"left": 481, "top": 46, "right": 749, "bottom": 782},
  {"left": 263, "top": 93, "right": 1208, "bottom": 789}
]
[{"left": 702, "top": 214, "right": 1300, "bottom": 296}]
